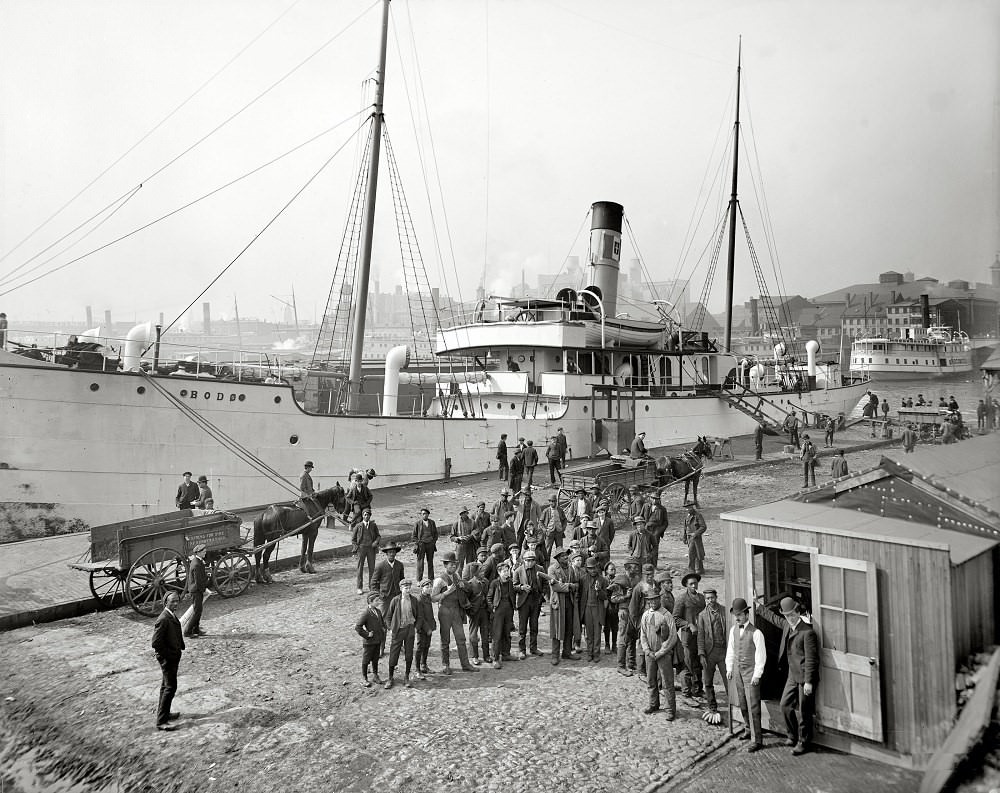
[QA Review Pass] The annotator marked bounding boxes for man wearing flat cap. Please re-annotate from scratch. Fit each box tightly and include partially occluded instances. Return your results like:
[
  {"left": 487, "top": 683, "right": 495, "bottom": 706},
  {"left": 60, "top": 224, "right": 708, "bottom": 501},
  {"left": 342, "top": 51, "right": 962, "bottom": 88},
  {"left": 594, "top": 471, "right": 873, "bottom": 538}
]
[
  {"left": 613, "top": 557, "right": 641, "bottom": 676},
  {"left": 431, "top": 551, "right": 478, "bottom": 674},
  {"left": 726, "top": 598, "right": 766, "bottom": 752},
  {"left": 565, "top": 486, "right": 593, "bottom": 530},
  {"left": 513, "top": 549, "right": 547, "bottom": 659},
  {"left": 412, "top": 507, "right": 438, "bottom": 582},
  {"left": 175, "top": 471, "right": 199, "bottom": 510},
  {"left": 754, "top": 595, "right": 819, "bottom": 755},
  {"left": 579, "top": 557, "right": 608, "bottom": 662},
  {"left": 628, "top": 563, "right": 658, "bottom": 678},
  {"left": 184, "top": 543, "right": 208, "bottom": 638},
  {"left": 697, "top": 588, "right": 728, "bottom": 714},
  {"left": 683, "top": 503, "right": 707, "bottom": 576},
  {"left": 674, "top": 572, "right": 706, "bottom": 699},
  {"left": 639, "top": 588, "right": 678, "bottom": 717},
  {"left": 488, "top": 561, "right": 518, "bottom": 668},
  {"left": 450, "top": 506, "right": 476, "bottom": 574},
  {"left": 384, "top": 579, "right": 419, "bottom": 688},
  {"left": 540, "top": 494, "right": 567, "bottom": 561},
  {"left": 471, "top": 501, "right": 491, "bottom": 550},
  {"left": 513, "top": 487, "right": 541, "bottom": 550},
  {"left": 593, "top": 503, "right": 615, "bottom": 547},
  {"left": 627, "top": 516, "right": 656, "bottom": 570}
]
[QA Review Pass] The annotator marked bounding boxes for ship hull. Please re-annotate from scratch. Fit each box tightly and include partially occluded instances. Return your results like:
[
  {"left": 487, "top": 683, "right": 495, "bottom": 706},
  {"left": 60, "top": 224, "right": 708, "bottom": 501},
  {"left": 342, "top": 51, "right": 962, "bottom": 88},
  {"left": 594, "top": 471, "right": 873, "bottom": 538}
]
[{"left": 1, "top": 353, "right": 868, "bottom": 528}]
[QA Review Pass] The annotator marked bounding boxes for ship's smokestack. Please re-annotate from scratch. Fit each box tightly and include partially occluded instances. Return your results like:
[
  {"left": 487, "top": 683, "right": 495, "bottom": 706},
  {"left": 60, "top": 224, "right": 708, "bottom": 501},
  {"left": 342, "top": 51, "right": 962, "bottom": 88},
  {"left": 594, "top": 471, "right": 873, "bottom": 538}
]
[
  {"left": 587, "top": 201, "right": 623, "bottom": 318},
  {"left": 749, "top": 298, "right": 760, "bottom": 335},
  {"left": 85, "top": 306, "right": 93, "bottom": 327},
  {"left": 920, "top": 294, "right": 931, "bottom": 328},
  {"left": 203, "top": 302, "right": 211, "bottom": 336}
]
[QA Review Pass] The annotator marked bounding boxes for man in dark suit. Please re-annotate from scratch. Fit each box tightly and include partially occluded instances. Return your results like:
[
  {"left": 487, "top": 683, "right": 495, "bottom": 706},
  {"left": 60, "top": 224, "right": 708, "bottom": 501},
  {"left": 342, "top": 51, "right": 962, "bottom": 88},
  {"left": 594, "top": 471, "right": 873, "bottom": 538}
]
[
  {"left": 513, "top": 549, "right": 547, "bottom": 659},
  {"left": 412, "top": 508, "right": 438, "bottom": 581},
  {"left": 175, "top": 472, "right": 199, "bottom": 509},
  {"left": 151, "top": 591, "right": 185, "bottom": 731},
  {"left": 184, "top": 544, "right": 208, "bottom": 638},
  {"left": 384, "top": 579, "right": 419, "bottom": 688},
  {"left": 697, "top": 588, "right": 728, "bottom": 714},
  {"left": 496, "top": 433, "right": 509, "bottom": 482},
  {"left": 370, "top": 541, "right": 404, "bottom": 657},
  {"left": 488, "top": 561, "right": 517, "bottom": 668},
  {"left": 355, "top": 591, "right": 387, "bottom": 687},
  {"left": 754, "top": 595, "right": 820, "bottom": 755}
]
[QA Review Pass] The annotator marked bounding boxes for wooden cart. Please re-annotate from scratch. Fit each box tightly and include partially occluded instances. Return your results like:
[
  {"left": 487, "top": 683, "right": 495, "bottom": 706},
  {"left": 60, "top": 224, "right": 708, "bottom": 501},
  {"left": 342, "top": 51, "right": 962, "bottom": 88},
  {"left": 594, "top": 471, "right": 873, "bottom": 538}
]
[
  {"left": 557, "top": 457, "right": 662, "bottom": 523},
  {"left": 70, "top": 509, "right": 252, "bottom": 617}
]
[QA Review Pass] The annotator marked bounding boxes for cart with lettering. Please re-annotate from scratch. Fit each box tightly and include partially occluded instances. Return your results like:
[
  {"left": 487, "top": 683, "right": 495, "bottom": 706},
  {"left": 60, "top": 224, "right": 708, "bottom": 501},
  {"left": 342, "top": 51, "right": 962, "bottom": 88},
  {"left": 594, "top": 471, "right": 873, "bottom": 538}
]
[
  {"left": 556, "top": 457, "right": 661, "bottom": 523},
  {"left": 69, "top": 509, "right": 252, "bottom": 616}
]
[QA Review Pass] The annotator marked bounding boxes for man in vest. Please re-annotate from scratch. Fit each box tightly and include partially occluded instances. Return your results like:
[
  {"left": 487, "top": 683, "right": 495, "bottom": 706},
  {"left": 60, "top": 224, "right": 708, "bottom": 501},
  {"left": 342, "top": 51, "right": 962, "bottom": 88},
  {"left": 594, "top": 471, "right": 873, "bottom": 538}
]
[
  {"left": 726, "top": 597, "right": 766, "bottom": 752},
  {"left": 431, "top": 551, "right": 478, "bottom": 675},
  {"left": 639, "top": 588, "right": 678, "bottom": 718}
]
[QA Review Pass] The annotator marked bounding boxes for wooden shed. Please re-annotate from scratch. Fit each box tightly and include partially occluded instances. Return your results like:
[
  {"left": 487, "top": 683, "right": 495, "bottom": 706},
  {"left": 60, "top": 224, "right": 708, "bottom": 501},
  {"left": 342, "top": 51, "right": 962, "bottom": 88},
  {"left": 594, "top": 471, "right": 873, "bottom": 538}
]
[{"left": 720, "top": 434, "right": 1000, "bottom": 770}]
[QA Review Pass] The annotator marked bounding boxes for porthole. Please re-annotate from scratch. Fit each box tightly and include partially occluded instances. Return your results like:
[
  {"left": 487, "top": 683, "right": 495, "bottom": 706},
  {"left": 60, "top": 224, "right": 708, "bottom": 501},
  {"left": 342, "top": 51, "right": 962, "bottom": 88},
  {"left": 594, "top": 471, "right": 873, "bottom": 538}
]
[
  {"left": 510, "top": 403, "right": 516, "bottom": 410},
  {"left": 90, "top": 383, "right": 99, "bottom": 392},
  {"left": 238, "top": 394, "right": 246, "bottom": 402},
  {"left": 289, "top": 434, "right": 299, "bottom": 445},
  {"left": 497, "top": 402, "right": 502, "bottom": 409},
  {"left": 517, "top": 355, "right": 525, "bottom": 363},
  {"left": 180, "top": 390, "right": 188, "bottom": 397},
  {"left": 137, "top": 386, "right": 146, "bottom": 395},
  {"left": 583, "top": 406, "right": 588, "bottom": 413},
  {"left": 644, "top": 405, "right": 650, "bottom": 412},
  {"left": 274, "top": 396, "right": 282, "bottom": 404}
]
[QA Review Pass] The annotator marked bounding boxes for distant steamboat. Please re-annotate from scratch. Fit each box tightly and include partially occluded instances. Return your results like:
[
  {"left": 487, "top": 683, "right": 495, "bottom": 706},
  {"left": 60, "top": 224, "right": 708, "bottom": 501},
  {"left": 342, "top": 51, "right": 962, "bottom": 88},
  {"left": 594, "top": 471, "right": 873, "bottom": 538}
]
[{"left": 850, "top": 326, "right": 972, "bottom": 380}]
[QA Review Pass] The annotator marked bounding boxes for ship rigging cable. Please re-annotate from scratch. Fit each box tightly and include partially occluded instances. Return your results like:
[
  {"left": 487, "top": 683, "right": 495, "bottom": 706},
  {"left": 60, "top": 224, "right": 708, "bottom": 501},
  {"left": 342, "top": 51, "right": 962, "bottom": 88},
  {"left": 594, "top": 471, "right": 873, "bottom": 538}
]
[
  {"left": 140, "top": 373, "right": 300, "bottom": 498},
  {"left": 0, "top": 1, "right": 379, "bottom": 286}
]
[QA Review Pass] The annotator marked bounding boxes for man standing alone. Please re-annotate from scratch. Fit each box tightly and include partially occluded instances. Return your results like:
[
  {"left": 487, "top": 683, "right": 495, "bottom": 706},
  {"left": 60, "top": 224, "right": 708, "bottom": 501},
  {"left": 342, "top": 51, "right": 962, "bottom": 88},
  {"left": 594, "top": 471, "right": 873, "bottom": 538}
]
[
  {"left": 753, "top": 422, "right": 765, "bottom": 460},
  {"left": 151, "top": 592, "right": 185, "bottom": 731},
  {"left": 800, "top": 434, "right": 817, "bottom": 487},
  {"left": 412, "top": 508, "right": 438, "bottom": 581},
  {"left": 523, "top": 440, "right": 539, "bottom": 487},
  {"left": 496, "top": 433, "right": 509, "bottom": 483}
]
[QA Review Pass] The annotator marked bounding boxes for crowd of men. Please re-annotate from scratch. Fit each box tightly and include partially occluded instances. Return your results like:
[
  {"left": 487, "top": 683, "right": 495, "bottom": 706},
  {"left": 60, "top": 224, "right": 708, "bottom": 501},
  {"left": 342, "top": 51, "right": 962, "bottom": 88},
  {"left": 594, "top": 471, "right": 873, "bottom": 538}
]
[{"left": 156, "top": 458, "right": 820, "bottom": 755}]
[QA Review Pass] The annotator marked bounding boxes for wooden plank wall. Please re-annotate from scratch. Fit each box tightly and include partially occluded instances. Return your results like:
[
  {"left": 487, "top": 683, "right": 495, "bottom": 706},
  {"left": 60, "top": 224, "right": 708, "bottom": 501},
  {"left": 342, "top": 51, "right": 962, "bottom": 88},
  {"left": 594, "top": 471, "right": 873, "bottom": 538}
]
[
  {"left": 723, "top": 518, "right": 958, "bottom": 768},
  {"left": 951, "top": 550, "right": 995, "bottom": 663}
]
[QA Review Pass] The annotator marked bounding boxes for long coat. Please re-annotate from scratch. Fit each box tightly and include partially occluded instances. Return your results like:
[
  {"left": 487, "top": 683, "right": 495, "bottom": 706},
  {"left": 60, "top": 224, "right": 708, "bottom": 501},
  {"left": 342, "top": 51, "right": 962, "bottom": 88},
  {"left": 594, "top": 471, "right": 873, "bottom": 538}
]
[
  {"left": 370, "top": 557, "right": 404, "bottom": 603},
  {"left": 546, "top": 562, "right": 579, "bottom": 640},
  {"left": 151, "top": 608, "right": 185, "bottom": 660},
  {"left": 683, "top": 511, "right": 707, "bottom": 563}
]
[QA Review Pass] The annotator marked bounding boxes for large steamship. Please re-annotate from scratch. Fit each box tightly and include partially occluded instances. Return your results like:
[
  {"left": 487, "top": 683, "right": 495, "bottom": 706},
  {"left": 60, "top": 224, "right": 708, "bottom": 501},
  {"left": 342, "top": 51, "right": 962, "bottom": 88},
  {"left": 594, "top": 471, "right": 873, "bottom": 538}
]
[{"left": 0, "top": 8, "right": 869, "bottom": 529}]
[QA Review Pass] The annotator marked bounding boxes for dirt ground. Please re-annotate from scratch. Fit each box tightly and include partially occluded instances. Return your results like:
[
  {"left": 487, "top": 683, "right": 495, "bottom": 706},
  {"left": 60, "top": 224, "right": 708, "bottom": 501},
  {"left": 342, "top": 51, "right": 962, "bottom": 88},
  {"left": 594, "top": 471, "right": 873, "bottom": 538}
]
[{"left": 0, "top": 447, "right": 891, "bottom": 793}]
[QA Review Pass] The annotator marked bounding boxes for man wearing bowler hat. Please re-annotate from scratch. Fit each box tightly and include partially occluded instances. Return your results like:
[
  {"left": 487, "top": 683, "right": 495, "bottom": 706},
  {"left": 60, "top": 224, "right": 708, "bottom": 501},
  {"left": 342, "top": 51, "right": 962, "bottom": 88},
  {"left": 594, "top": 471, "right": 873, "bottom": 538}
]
[
  {"left": 299, "top": 461, "right": 315, "bottom": 498},
  {"left": 674, "top": 571, "right": 706, "bottom": 699},
  {"left": 754, "top": 595, "right": 820, "bottom": 755},
  {"left": 184, "top": 544, "right": 208, "bottom": 638},
  {"left": 431, "top": 550, "right": 478, "bottom": 674},
  {"left": 726, "top": 597, "right": 766, "bottom": 752}
]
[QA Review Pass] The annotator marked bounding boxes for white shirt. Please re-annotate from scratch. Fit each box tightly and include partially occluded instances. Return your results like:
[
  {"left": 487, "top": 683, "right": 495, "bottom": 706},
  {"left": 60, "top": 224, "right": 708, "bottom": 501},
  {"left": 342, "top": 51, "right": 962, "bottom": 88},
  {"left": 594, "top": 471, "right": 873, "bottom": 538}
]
[{"left": 725, "top": 622, "right": 767, "bottom": 679}]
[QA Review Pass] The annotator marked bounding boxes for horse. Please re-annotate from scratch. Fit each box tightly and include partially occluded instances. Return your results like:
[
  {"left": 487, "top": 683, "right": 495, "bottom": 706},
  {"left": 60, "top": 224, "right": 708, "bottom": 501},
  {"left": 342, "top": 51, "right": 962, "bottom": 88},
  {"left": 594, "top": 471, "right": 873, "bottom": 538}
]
[
  {"left": 654, "top": 436, "right": 712, "bottom": 506},
  {"left": 253, "top": 483, "right": 347, "bottom": 581}
]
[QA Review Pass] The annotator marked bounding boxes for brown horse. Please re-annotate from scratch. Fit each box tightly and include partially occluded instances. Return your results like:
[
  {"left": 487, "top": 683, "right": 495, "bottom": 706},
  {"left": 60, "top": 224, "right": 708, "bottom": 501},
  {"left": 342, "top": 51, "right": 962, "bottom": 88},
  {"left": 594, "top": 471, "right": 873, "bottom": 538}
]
[
  {"left": 253, "top": 484, "right": 347, "bottom": 581},
  {"left": 654, "top": 436, "right": 712, "bottom": 506}
]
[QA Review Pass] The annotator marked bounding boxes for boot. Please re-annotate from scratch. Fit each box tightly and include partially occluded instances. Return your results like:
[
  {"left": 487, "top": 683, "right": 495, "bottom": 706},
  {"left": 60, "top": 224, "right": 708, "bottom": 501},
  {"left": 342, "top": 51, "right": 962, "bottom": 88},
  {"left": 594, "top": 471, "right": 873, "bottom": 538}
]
[
  {"left": 551, "top": 640, "right": 561, "bottom": 665},
  {"left": 384, "top": 674, "right": 394, "bottom": 690},
  {"left": 403, "top": 674, "right": 412, "bottom": 688},
  {"left": 458, "top": 643, "right": 479, "bottom": 672},
  {"left": 371, "top": 671, "right": 384, "bottom": 685},
  {"left": 441, "top": 648, "right": 452, "bottom": 675}
]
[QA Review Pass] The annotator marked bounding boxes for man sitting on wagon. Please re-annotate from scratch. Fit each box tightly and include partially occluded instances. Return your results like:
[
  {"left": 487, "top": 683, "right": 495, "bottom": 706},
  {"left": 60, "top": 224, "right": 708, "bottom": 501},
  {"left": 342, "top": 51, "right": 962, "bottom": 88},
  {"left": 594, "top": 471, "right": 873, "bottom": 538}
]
[{"left": 630, "top": 431, "right": 652, "bottom": 460}]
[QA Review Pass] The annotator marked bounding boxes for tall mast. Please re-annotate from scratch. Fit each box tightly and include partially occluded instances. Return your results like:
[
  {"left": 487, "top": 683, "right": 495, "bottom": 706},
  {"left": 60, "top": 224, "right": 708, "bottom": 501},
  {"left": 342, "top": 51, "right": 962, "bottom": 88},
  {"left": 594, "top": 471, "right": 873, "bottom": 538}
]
[
  {"left": 347, "top": 0, "right": 390, "bottom": 411},
  {"left": 723, "top": 40, "right": 742, "bottom": 352}
]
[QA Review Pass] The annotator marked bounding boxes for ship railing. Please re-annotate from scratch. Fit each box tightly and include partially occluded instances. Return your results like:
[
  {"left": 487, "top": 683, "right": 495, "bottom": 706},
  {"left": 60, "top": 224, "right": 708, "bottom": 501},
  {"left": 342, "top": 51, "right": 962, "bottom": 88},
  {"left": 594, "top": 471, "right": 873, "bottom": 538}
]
[
  {"left": 437, "top": 296, "right": 590, "bottom": 330},
  {"left": 3, "top": 327, "right": 307, "bottom": 384}
]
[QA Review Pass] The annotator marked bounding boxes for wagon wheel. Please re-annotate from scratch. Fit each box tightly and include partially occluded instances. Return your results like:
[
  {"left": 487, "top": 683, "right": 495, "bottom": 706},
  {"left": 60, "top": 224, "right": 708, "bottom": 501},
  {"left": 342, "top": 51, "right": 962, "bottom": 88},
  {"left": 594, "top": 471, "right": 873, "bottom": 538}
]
[
  {"left": 126, "top": 547, "right": 188, "bottom": 617},
  {"left": 212, "top": 551, "right": 253, "bottom": 598},
  {"left": 89, "top": 568, "right": 128, "bottom": 609},
  {"left": 603, "top": 483, "right": 629, "bottom": 525},
  {"left": 555, "top": 487, "right": 575, "bottom": 513}
]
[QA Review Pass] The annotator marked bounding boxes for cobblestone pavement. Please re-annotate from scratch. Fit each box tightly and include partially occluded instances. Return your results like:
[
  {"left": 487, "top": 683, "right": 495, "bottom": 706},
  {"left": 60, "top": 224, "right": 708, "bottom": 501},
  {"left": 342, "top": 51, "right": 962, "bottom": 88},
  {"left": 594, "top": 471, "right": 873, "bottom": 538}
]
[
  {"left": 1, "top": 434, "right": 894, "bottom": 792},
  {"left": 657, "top": 738, "right": 921, "bottom": 793}
]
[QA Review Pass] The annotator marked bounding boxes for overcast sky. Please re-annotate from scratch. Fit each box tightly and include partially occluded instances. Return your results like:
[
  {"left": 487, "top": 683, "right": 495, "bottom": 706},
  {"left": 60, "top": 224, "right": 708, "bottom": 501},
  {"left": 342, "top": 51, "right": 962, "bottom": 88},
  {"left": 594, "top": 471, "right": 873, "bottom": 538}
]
[{"left": 0, "top": 0, "right": 997, "bottom": 328}]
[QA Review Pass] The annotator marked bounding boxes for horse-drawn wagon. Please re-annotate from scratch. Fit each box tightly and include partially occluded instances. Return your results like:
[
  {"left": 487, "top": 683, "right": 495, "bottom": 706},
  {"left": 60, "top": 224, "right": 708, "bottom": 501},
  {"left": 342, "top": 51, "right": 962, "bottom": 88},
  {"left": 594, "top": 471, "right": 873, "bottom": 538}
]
[
  {"left": 556, "top": 437, "right": 712, "bottom": 521},
  {"left": 70, "top": 509, "right": 252, "bottom": 616}
]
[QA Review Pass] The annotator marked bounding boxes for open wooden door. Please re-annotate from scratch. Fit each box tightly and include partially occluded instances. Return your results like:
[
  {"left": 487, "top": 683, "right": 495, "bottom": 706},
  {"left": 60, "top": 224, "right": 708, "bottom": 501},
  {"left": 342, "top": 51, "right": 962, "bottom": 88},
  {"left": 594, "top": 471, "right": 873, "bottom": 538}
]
[{"left": 812, "top": 553, "right": 883, "bottom": 742}]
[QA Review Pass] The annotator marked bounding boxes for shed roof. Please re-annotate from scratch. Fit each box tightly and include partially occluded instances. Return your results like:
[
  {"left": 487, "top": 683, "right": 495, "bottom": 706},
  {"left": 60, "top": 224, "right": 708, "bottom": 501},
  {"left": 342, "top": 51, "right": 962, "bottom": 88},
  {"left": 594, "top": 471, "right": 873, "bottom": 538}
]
[
  {"left": 880, "top": 434, "right": 1000, "bottom": 519},
  {"left": 721, "top": 500, "right": 998, "bottom": 565}
]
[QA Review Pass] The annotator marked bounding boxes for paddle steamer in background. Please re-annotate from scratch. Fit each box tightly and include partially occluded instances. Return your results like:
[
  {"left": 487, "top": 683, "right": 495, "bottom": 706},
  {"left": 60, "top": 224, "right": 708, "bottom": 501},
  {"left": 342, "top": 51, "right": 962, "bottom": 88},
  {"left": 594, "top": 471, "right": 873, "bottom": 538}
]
[
  {"left": 849, "top": 295, "right": 972, "bottom": 380},
  {"left": 0, "top": 5, "right": 869, "bottom": 529}
]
